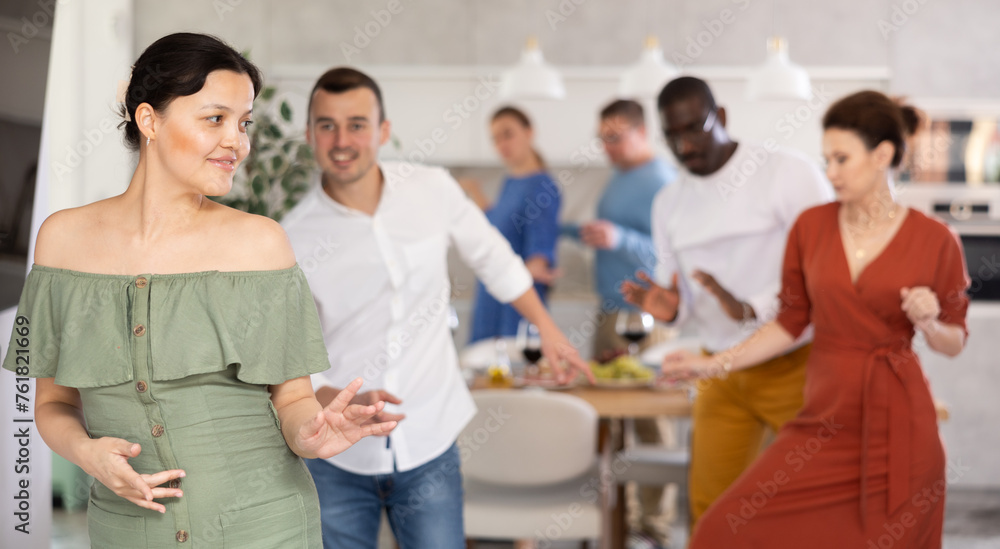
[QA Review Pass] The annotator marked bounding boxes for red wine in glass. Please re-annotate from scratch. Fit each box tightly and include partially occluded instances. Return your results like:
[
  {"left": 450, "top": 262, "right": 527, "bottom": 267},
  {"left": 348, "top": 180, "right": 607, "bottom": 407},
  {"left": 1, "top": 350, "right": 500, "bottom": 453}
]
[
  {"left": 517, "top": 319, "right": 543, "bottom": 376},
  {"left": 522, "top": 348, "right": 543, "bottom": 364},
  {"left": 616, "top": 311, "right": 654, "bottom": 356},
  {"left": 621, "top": 331, "right": 648, "bottom": 344}
]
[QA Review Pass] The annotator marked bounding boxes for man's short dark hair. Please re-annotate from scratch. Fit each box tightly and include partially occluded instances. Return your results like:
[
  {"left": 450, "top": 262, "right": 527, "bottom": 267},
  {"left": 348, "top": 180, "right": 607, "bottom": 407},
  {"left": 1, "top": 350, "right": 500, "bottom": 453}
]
[
  {"left": 600, "top": 99, "right": 645, "bottom": 127},
  {"left": 657, "top": 76, "right": 717, "bottom": 113},
  {"left": 308, "top": 67, "right": 385, "bottom": 122}
]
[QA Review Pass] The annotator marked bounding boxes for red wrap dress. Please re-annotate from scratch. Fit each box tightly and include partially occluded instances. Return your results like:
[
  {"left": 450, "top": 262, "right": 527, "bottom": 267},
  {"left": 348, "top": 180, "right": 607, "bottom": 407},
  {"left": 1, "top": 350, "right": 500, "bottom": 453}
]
[{"left": 691, "top": 203, "right": 970, "bottom": 548}]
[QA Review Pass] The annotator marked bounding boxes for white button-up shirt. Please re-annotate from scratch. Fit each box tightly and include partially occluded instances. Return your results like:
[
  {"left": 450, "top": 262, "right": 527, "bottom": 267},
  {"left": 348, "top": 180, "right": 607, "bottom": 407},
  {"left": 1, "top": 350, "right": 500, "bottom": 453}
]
[
  {"left": 652, "top": 143, "right": 834, "bottom": 352},
  {"left": 281, "top": 161, "right": 533, "bottom": 474}
]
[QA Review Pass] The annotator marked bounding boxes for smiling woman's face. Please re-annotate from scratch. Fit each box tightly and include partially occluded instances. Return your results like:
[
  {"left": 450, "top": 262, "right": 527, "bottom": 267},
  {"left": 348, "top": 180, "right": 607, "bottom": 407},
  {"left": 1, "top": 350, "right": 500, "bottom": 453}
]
[{"left": 149, "top": 69, "right": 255, "bottom": 197}]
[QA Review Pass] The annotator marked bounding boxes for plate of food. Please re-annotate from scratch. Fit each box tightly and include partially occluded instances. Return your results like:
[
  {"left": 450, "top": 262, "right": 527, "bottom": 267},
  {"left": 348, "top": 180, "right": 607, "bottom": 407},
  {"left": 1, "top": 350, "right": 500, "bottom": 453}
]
[{"left": 588, "top": 354, "right": 657, "bottom": 388}]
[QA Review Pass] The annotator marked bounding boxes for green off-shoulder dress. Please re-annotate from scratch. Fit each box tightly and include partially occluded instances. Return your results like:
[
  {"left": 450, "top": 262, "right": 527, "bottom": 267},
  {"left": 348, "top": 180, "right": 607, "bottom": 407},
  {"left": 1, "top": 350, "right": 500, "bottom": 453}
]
[{"left": 2, "top": 265, "right": 330, "bottom": 548}]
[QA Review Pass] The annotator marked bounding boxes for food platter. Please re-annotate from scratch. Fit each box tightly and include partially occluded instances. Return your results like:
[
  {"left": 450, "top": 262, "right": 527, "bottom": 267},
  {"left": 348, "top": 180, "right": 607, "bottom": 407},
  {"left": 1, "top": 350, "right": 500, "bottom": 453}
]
[{"left": 588, "top": 355, "right": 656, "bottom": 389}]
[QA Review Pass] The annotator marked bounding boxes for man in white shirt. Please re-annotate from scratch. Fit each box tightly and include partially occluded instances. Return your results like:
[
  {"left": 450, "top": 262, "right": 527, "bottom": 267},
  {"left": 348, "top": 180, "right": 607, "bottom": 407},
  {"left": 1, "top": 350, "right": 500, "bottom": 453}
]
[
  {"left": 622, "top": 76, "right": 834, "bottom": 534},
  {"left": 282, "top": 67, "right": 591, "bottom": 549}
]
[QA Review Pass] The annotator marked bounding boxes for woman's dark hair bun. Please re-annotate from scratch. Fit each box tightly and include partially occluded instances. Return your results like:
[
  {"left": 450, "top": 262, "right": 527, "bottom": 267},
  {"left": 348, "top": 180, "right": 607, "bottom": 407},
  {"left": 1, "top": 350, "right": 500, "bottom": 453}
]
[{"left": 118, "top": 32, "right": 263, "bottom": 151}]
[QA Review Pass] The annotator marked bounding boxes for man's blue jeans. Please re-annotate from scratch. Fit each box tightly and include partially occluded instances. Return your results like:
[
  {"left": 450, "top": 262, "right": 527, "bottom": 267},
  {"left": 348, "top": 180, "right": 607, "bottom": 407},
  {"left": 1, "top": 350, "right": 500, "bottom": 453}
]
[{"left": 305, "top": 444, "right": 465, "bottom": 549}]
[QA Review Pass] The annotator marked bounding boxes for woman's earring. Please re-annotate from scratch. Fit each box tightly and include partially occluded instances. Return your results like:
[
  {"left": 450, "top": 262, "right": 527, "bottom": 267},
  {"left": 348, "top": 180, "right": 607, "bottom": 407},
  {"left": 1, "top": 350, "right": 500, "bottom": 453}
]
[{"left": 146, "top": 136, "right": 150, "bottom": 146}]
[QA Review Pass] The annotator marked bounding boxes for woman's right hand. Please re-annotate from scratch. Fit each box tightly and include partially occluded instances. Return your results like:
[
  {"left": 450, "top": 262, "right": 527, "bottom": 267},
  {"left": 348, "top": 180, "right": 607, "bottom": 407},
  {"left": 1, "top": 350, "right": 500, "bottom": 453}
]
[{"left": 82, "top": 437, "right": 185, "bottom": 513}]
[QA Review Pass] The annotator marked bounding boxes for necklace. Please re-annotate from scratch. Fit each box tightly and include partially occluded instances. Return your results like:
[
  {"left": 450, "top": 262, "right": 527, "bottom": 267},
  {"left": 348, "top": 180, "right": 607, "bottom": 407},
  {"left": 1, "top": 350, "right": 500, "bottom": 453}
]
[{"left": 844, "top": 203, "right": 901, "bottom": 260}]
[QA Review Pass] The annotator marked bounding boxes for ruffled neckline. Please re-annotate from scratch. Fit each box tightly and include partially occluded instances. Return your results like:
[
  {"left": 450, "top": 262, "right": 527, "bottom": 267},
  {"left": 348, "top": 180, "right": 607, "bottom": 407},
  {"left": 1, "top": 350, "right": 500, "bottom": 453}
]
[{"left": 29, "top": 263, "right": 302, "bottom": 280}]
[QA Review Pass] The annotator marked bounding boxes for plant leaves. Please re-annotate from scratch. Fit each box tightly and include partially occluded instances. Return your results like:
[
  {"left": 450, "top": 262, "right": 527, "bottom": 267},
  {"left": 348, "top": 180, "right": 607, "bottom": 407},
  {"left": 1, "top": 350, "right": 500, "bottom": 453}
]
[
  {"left": 251, "top": 175, "right": 266, "bottom": 195},
  {"left": 280, "top": 101, "right": 292, "bottom": 123}
]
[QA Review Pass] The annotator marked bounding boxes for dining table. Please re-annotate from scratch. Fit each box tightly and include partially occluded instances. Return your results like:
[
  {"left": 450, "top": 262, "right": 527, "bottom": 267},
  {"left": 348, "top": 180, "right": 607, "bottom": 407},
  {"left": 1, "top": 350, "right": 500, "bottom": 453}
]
[{"left": 469, "top": 374, "right": 693, "bottom": 549}]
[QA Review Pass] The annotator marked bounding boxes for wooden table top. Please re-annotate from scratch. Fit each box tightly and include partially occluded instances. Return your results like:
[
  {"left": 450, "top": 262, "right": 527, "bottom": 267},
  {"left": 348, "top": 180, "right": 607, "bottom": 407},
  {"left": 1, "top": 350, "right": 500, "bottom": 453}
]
[
  {"left": 470, "top": 377, "right": 693, "bottom": 418},
  {"left": 470, "top": 377, "right": 949, "bottom": 421}
]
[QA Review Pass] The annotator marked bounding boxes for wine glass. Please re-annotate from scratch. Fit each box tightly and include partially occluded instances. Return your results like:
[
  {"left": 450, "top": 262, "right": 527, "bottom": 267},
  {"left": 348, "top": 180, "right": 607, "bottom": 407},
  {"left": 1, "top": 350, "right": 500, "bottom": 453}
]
[
  {"left": 615, "top": 310, "right": 654, "bottom": 356},
  {"left": 516, "top": 318, "right": 542, "bottom": 378}
]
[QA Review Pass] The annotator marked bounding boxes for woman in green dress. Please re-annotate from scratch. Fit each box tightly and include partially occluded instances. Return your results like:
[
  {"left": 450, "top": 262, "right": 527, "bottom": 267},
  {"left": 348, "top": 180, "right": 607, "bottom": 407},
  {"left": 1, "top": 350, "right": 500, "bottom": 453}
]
[{"left": 2, "top": 33, "right": 395, "bottom": 548}]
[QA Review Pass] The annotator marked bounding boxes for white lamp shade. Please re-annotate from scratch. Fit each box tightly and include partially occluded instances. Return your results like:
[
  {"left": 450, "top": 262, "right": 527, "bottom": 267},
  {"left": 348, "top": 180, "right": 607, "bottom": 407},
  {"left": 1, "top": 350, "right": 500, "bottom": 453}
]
[
  {"left": 499, "top": 38, "right": 565, "bottom": 100},
  {"left": 619, "top": 37, "right": 679, "bottom": 98},
  {"left": 746, "top": 36, "right": 812, "bottom": 101}
]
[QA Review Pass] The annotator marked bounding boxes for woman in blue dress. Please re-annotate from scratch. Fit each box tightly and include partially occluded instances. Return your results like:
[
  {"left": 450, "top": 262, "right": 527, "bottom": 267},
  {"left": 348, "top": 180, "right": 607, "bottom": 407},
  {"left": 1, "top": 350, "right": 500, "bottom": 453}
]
[{"left": 463, "top": 107, "right": 561, "bottom": 343}]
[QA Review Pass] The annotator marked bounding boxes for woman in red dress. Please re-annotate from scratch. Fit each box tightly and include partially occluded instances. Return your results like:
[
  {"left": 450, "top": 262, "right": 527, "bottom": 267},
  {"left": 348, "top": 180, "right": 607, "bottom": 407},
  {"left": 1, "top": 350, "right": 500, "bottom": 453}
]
[{"left": 662, "top": 90, "right": 970, "bottom": 548}]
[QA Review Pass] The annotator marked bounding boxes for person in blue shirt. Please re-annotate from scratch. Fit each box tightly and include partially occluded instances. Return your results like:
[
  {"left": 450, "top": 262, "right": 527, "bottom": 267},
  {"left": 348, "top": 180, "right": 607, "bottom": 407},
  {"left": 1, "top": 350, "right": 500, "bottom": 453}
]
[
  {"left": 464, "top": 106, "right": 561, "bottom": 343},
  {"left": 563, "top": 99, "right": 676, "bottom": 548},
  {"left": 564, "top": 99, "right": 676, "bottom": 356}
]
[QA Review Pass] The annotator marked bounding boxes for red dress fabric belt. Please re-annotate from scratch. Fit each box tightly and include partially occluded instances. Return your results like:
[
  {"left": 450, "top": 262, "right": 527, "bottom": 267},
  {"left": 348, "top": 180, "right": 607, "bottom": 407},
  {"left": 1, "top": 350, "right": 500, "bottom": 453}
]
[{"left": 813, "top": 334, "right": 915, "bottom": 528}]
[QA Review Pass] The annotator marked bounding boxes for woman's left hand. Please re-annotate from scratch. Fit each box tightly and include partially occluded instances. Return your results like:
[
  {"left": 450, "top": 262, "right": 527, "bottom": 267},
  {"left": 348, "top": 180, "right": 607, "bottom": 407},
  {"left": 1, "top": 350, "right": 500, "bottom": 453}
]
[
  {"left": 900, "top": 286, "right": 940, "bottom": 326},
  {"left": 294, "top": 378, "right": 398, "bottom": 460},
  {"left": 658, "top": 349, "right": 718, "bottom": 384}
]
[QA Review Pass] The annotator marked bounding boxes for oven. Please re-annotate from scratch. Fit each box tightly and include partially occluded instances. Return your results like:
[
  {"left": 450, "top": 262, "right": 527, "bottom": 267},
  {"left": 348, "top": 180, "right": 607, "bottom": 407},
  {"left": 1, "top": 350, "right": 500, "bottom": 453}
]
[{"left": 898, "top": 184, "right": 1000, "bottom": 301}]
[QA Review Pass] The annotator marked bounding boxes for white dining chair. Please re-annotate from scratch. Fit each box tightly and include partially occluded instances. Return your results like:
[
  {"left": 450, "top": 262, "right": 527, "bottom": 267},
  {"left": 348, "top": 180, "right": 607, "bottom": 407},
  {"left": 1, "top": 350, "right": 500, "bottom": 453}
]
[
  {"left": 613, "top": 417, "right": 691, "bottom": 546},
  {"left": 461, "top": 389, "right": 603, "bottom": 548}
]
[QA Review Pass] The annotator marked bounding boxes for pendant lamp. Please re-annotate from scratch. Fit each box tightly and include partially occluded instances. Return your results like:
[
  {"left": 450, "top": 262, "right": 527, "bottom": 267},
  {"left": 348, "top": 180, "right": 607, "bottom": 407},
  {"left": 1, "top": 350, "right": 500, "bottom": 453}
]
[
  {"left": 746, "top": 36, "right": 811, "bottom": 101},
  {"left": 618, "top": 36, "right": 679, "bottom": 98},
  {"left": 499, "top": 37, "right": 565, "bottom": 100}
]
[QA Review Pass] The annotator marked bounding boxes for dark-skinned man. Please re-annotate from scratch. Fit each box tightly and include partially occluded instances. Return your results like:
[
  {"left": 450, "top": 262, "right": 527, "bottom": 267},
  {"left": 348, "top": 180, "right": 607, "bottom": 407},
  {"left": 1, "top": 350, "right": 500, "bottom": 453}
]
[{"left": 621, "top": 76, "right": 833, "bottom": 534}]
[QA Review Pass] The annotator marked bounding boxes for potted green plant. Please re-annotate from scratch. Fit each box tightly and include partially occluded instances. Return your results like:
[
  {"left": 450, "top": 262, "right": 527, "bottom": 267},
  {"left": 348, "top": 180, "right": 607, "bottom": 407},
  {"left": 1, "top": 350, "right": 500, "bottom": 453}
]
[{"left": 214, "top": 85, "right": 314, "bottom": 221}]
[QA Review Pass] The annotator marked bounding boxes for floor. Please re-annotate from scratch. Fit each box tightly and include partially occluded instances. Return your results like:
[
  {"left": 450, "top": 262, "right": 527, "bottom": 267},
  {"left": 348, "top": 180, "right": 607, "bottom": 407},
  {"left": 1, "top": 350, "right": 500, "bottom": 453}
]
[{"left": 52, "top": 488, "right": 1000, "bottom": 548}]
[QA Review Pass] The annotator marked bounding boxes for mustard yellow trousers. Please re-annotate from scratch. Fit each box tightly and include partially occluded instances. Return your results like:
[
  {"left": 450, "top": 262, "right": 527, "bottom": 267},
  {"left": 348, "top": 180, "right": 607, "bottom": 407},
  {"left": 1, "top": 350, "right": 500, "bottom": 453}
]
[{"left": 689, "top": 343, "right": 812, "bottom": 531}]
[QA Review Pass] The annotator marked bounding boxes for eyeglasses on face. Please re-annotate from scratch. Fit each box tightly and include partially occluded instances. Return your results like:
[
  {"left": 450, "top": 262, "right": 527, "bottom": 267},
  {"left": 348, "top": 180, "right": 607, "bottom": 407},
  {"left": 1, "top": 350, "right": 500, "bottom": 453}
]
[
  {"left": 597, "top": 122, "right": 642, "bottom": 145},
  {"left": 664, "top": 109, "right": 717, "bottom": 147}
]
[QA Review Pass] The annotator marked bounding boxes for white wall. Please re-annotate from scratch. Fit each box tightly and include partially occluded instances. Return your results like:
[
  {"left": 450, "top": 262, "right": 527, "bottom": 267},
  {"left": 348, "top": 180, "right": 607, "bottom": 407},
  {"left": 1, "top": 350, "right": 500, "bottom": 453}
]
[{"left": 133, "top": 0, "right": 1000, "bottom": 99}]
